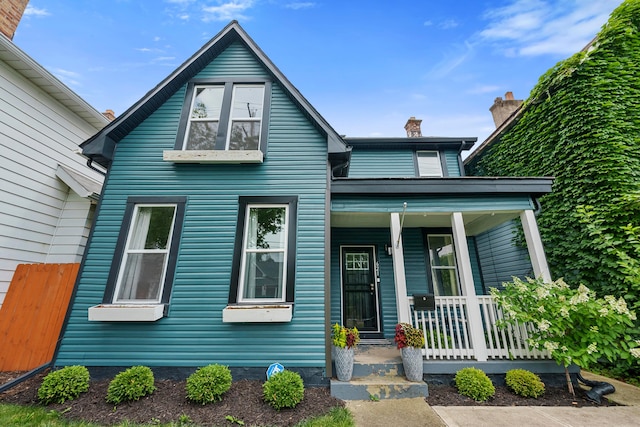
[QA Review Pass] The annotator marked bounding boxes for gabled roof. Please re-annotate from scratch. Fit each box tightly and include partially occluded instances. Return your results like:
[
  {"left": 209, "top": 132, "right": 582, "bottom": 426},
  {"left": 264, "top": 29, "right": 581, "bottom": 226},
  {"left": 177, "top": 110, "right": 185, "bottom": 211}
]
[
  {"left": 0, "top": 34, "right": 109, "bottom": 130},
  {"left": 80, "top": 21, "right": 349, "bottom": 168}
]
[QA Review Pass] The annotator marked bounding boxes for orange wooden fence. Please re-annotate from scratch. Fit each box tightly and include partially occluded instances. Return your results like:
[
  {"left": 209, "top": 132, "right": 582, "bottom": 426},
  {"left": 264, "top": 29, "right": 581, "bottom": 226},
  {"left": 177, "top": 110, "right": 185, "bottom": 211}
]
[{"left": 0, "top": 263, "right": 79, "bottom": 371}]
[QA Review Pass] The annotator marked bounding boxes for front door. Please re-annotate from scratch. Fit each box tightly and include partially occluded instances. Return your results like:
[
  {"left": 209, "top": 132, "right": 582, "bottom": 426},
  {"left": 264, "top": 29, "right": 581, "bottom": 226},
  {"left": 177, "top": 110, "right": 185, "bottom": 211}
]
[{"left": 341, "top": 246, "right": 381, "bottom": 337}]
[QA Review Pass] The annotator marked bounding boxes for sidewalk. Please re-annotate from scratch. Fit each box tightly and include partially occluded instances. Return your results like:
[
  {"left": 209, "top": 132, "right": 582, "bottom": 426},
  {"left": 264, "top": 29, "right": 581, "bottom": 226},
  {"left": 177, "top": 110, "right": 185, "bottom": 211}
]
[{"left": 345, "top": 372, "right": 640, "bottom": 427}]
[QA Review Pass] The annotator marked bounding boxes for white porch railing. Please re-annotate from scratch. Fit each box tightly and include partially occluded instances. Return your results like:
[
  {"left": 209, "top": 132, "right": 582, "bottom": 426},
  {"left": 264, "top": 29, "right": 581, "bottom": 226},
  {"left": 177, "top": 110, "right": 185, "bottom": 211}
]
[{"left": 410, "top": 296, "right": 551, "bottom": 361}]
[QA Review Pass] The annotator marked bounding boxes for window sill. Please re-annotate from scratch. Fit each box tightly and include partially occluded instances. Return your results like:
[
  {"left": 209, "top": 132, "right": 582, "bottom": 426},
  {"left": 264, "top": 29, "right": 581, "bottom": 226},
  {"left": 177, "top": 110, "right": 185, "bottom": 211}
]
[
  {"left": 163, "top": 150, "right": 263, "bottom": 164},
  {"left": 88, "top": 304, "right": 165, "bottom": 322},
  {"left": 222, "top": 304, "right": 292, "bottom": 323}
]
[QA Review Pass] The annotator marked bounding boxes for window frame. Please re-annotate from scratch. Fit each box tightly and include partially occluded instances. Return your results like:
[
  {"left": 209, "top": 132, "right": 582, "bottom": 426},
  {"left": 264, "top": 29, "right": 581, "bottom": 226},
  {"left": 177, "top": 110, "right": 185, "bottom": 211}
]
[
  {"left": 174, "top": 78, "right": 272, "bottom": 154},
  {"left": 415, "top": 150, "right": 445, "bottom": 177},
  {"left": 229, "top": 196, "right": 297, "bottom": 305},
  {"left": 102, "top": 196, "right": 186, "bottom": 306},
  {"left": 424, "top": 229, "right": 462, "bottom": 297}
]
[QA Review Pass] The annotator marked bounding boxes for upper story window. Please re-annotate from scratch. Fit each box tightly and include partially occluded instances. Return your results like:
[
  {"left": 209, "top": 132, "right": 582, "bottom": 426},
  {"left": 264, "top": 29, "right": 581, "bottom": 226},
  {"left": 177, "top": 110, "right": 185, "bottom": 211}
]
[
  {"left": 165, "top": 79, "right": 271, "bottom": 164},
  {"left": 416, "top": 151, "right": 443, "bottom": 177}
]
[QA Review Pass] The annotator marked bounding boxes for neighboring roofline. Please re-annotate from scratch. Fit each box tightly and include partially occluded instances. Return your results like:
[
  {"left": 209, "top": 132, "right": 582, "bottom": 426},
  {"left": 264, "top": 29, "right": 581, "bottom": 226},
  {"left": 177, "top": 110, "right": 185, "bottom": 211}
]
[
  {"left": 464, "top": 104, "right": 523, "bottom": 165},
  {"left": 331, "top": 177, "right": 553, "bottom": 197},
  {"left": 80, "top": 21, "right": 348, "bottom": 168},
  {"left": 345, "top": 137, "right": 476, "bottom": 151},
  {"left": 0, "top": 34, "right": 109, "bottom": 130},
  {"left": 55, "top": 164, "right": 102, "bottom": 201}
]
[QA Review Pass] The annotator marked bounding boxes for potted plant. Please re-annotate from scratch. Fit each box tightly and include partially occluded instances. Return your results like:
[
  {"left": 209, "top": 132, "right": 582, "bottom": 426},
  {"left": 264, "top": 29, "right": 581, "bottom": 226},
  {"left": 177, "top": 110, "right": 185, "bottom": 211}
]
[
  {"left": 395, "top": 322, "right": 425, "bottom": 382},
  {"left": 331, "top": 323, "right": 360, "bottom": 381}
]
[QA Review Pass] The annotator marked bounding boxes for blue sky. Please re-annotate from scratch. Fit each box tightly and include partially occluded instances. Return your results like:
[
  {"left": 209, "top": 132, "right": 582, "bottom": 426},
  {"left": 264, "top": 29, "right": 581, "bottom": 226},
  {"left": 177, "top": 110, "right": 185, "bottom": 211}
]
[{"left": 14, "top": 0, "right": 623, "bottom": 145}]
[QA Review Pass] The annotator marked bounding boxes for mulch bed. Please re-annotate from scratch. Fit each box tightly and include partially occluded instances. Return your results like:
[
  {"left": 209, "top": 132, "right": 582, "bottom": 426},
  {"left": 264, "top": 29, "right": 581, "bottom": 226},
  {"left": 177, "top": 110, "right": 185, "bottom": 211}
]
[{"left": 0, "top": 370, "right": 617, "bottom": 426}]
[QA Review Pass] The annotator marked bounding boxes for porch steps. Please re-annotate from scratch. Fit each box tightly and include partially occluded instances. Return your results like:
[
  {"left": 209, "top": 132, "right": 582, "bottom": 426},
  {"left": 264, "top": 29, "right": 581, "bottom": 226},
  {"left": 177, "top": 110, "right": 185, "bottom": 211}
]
[{"left": 330, "top": 344, "right": 428, "bottom": 400}]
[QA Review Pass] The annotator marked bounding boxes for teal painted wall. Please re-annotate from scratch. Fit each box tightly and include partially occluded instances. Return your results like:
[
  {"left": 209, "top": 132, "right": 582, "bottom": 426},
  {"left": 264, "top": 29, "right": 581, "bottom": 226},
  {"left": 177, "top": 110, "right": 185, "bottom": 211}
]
[
  {"left": 476, "top": 221, "right": 533, "bottom": 290},
  {"left": 332, "top": 195, "right": 535, "bottom": 213},
  {"left": 347, "top": 148, "right": 463, "bottom": 178},
  {"left": 56, "top": 42, "right": 329, "bottom": 369}
]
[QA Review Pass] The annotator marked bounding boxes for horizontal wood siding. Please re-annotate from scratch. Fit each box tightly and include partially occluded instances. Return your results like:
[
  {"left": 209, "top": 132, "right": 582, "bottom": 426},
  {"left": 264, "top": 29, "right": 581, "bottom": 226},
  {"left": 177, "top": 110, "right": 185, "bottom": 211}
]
[
  {"left": 444, "top": 150, "right": 461, "bottom": 177},
  {"left": 330, "top": 228, "right": 398, "bottom": 339},
  {"left": 467, "top": 236, "right": 485, "bottom": 295},
  {"left": 475, "top": 221, "right": 533, "bottom": 290},
  {"left": 56, "top": 42, "right": 328, "bottom": 369},
  {"left": 332, "top": 195, "right": 534, "bottom": 213},
  {"left": 348, "top": 149, "right": 416, "bottom": 178},
  {"left": 0, "top": 59, "right": 104, "bottom": 307}
]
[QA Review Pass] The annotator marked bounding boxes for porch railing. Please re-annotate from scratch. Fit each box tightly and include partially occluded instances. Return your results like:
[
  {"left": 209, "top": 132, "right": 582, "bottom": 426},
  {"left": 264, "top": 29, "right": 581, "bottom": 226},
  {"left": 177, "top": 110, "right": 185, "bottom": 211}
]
[{"left": 410, "top": 295, "right": 551, "bottom": 361}]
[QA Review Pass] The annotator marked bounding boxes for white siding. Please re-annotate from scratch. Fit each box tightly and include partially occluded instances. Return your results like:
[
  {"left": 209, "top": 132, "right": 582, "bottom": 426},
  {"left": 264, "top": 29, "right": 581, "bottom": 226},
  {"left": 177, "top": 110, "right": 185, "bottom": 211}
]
[{"left": 0, "top": 57, "right": 105, "bottom": 308}]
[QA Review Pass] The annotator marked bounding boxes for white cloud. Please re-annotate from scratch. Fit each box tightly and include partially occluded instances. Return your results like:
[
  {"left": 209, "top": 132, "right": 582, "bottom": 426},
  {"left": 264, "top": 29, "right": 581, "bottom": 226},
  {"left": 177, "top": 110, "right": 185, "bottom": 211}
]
[
  {"left": 423, "top": 20, "right": 433, "bottom": 27},
  {"left": 480, "top": 0, "right": 621, "bottom": 56},
  {"left": 439, "top": 19, "right": 459, "bottom": 30},
  {"left": 428, "top": 40, "right": 476, "bottom": 78},
  {"left": 136, "top": 47, "right": 153, "bottom": 52},
  {"left": 201, "top": 1, "right": 255, "bottom": 22},
  {"left": 51, "top": 67, "right": 81, "bottom": 78},
  {"left": 24, "top": 5, "right": 50, "bottom": 17},
  {"left": 467, "top": 85, "right": 502, "bottom": 95},
  {"left": 285, "top": 2, "right": 315, "bottom": 10}
]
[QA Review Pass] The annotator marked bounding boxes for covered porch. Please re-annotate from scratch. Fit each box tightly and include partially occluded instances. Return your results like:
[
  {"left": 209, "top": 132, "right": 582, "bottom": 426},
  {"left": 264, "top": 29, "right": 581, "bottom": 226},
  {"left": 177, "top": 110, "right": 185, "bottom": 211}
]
[{"left": 330, "top": 177, "right": 554, "bottom": 363}]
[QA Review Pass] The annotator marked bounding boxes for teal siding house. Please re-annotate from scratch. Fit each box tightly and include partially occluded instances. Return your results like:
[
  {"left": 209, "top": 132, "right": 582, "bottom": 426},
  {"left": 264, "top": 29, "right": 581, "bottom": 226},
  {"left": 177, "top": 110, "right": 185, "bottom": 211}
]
[{"left": 56, "top": 22, "right": 556, "bottom": 385}]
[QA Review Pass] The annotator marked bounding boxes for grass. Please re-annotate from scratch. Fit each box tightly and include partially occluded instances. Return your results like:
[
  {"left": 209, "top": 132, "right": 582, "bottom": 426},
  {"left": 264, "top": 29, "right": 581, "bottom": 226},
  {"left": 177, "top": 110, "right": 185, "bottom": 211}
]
[{"left": 0, "top": 404, "right": 354, "bottom": 427}]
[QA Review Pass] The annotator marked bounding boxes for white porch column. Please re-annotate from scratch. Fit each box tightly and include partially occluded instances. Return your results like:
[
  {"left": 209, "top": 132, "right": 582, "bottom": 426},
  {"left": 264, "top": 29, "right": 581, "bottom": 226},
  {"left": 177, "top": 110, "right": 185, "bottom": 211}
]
[
  {"left": 390, "top": 212, "right": 411, "bottom": 324},
  {"left": 451, "top": 212, "right": 488, "bottom": 361},
  {"left": 520, "top": 209, "right": 552, "bottom": 282}
]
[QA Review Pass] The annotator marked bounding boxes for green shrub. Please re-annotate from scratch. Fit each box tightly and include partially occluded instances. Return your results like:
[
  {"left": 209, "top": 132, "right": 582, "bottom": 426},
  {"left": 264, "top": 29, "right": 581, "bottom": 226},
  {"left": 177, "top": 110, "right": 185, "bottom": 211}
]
[
  {"left": 106, "top": 366, "right": 156, "bottom": 404},
  {"left": 505, "top": 369, "right": 545, "bottom": 398},
  {"left": 37, "top": 366, "right": 90, "bottom": 404},
  {"left": 262, "top": 370, "right": 304, "bottom": 410},
  {"left": 454, "top": 367, "right": 495, "bottom": 402},
  {"left": 186, "top": 364, "right": 232, "bottom": 404}
]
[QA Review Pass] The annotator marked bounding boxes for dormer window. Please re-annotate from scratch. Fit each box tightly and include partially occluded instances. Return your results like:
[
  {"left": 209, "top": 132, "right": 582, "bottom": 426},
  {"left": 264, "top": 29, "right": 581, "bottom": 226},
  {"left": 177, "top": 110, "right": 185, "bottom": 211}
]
[
  {"left": 165, "top": 79, "right": 271, "bottom": 164},
  {"left": 416, "top": 151, "right": 443, "bottom": 177}
]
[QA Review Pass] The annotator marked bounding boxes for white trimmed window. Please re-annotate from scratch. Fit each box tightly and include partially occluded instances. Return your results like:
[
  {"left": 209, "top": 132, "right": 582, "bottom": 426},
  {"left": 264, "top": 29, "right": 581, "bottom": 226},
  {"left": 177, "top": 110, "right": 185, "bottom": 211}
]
[
  {"left": 238, "top": 204, "right": 289, "bottom": 302},
  {"left": 184, "top": 86, "right": 225, "bottom": 150},
  {"left": 113, "top": 204, "right": 177, "bottom": 303},
  {"left": 427, "top": 234, "right": 461, "bottom": 296},
  {"left": 227, "top": 85, "right": 265, "bottom": 150},
  {"left": 417, "top": 151, "right": 443, "bottom": 177}
]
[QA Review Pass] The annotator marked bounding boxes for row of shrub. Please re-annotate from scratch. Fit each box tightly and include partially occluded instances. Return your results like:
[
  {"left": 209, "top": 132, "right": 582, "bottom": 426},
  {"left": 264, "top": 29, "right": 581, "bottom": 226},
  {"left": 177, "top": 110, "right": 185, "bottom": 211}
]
[
  {"left": 454, "top": 367, "right": 545, "bottom": 402},
  {"left": 37, "top": 364, "right": 305, "bottom": 410}
]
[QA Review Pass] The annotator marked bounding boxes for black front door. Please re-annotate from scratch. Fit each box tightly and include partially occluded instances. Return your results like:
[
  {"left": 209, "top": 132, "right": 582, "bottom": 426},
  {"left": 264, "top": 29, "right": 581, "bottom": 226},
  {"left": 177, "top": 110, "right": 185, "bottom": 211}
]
[{"left": 341, "top": 246, "right": 381, "bottom": 336}]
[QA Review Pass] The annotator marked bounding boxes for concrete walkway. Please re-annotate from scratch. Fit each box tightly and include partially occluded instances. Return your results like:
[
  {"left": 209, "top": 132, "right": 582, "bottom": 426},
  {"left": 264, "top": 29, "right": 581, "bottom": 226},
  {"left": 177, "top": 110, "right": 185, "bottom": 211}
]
[{"left": 346, "top": 372, "right": 640, "bottom": 426}]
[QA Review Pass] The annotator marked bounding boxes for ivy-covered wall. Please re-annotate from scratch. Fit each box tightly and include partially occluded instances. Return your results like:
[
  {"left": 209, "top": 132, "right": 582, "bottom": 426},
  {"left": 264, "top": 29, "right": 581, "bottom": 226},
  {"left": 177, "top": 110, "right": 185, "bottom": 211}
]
[{"left": 466, "top": 0, "right": 640, "bottom": 307}]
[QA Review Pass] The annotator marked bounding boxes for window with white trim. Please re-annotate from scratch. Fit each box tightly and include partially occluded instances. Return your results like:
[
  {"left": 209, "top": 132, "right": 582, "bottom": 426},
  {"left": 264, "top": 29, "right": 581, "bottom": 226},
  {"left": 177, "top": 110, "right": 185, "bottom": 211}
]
[
  {"left": 229, "top": 196, "right": 297, "bottom": 305},
  {"left": 427, "top": 234, "right": 461, "bottom": 296},
  {"left": 416, "top": 151, "right": 443, "bottom": 177}
]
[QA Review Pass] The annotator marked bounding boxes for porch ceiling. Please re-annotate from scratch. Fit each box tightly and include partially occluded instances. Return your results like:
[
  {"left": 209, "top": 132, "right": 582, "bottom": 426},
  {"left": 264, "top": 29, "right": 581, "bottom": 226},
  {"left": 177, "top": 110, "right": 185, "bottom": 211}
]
[{"left": 331, "top": 211, "right": 521, "bottom": 235}]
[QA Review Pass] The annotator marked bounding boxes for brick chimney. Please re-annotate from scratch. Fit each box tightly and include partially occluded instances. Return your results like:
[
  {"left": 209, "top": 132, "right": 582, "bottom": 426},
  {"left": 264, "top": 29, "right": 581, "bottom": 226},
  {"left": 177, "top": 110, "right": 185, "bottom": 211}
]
[
  {"left": 489, "top": 91, "right": 523, "bottom": 127},
  {"left": 102, "top": 109, "right": 116, "bottom": 121},
  {"left": 404, "top": 116, "right": 422, "bottom": 138},
  {"left": 0, "top": 0, "right": 29, "bottom": 40}
]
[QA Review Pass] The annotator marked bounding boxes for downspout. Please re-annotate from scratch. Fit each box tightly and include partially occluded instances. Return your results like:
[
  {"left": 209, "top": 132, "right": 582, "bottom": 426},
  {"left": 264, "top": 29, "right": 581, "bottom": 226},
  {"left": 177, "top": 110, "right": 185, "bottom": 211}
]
[{"left": 0, "top": 363, "right": 51, "bottom": 393}]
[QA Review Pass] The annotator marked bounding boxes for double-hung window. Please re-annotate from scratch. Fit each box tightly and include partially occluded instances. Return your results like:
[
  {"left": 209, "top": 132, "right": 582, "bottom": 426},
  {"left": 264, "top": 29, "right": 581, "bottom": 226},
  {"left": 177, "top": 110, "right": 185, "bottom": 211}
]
[
  {"left": 165, "top": 79, "right": 271, "bottom": 164},
  {"left": 89, "top": 197, "right": 186, "bottom": 321},
  {"left": 225, "top": 196, "right": 297, "bottom": 322},
  {"left": 427, "top": 233, "right": 461, "bottom": 296},
  {"left": 416, "top": 151, "right": 443, "bottom": 177}
]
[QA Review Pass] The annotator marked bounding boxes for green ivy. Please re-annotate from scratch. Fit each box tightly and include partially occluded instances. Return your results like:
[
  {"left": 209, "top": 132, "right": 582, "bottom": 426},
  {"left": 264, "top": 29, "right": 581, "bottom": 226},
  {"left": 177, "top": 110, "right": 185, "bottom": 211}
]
[{"left": 468, "top": 0, "right": 640, "bottom": 302}]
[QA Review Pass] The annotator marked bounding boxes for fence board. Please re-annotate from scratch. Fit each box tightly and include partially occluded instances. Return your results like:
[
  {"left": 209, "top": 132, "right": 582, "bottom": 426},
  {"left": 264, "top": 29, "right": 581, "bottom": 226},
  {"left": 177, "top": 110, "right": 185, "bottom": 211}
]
[{"left": 0, "top": 263, "right": 79, "bottom": 371}]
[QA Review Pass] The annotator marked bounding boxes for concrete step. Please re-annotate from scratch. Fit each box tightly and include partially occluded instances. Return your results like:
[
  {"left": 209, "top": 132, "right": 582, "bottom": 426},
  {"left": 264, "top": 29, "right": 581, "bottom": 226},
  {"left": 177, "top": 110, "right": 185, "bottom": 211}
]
[{"left": 330, "top": 374, "right": 429, "bottom": 400}]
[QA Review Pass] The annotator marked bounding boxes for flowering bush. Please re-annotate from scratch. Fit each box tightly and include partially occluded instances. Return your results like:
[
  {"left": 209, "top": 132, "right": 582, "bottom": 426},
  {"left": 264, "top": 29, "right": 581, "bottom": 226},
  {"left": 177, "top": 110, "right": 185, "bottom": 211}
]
[
  {"left": 394, "top": 322, "right": 425, "bottom": 349},
  {"left": 492, "top": 277, "right": 640, "bottom": 394},
  {"left": 331, "top": 323, "right": 360, "bottom": 349}
]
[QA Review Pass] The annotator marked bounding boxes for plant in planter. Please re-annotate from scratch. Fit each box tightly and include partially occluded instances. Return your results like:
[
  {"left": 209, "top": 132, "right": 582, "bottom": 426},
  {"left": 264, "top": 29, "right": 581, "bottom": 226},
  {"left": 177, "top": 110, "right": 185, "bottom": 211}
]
[
  {"left": 331, "top": 323, "right": 360, "bottom": 381},
  {"left": 395, "top": 322, "right": 425, "bottom": 382}
]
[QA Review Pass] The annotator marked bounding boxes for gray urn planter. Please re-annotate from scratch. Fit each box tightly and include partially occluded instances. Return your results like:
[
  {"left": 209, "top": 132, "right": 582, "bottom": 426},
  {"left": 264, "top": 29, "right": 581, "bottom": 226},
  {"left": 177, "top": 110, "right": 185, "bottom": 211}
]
[
  {"left": 401, "top": 346, "right": 424, "bottom": 382},
  {"left": 333, "top": 346, "right": 355, "bottom": 381}
]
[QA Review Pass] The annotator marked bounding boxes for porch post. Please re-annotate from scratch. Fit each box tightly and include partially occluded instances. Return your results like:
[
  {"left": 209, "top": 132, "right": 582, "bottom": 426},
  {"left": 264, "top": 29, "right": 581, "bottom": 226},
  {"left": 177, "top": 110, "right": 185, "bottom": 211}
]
[
  {"left": 451, "top": 212, "right": 488, "bottom": 361},
  {"left": 520, "top": 209, "right": 552, "bottom": 282},
  {"left": 390, "top": 212, "right": 411, "bottom": 324}
]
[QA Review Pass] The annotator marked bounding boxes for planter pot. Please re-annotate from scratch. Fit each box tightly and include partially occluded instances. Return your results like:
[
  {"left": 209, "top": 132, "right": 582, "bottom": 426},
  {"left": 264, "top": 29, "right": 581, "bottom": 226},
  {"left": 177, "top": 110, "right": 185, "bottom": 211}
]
[
  {"left": 401, "top": 346, "right": 424, "bottom": 382},
  {"left": 333, "top": 345, "right": 355, "bottom": 381}
]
